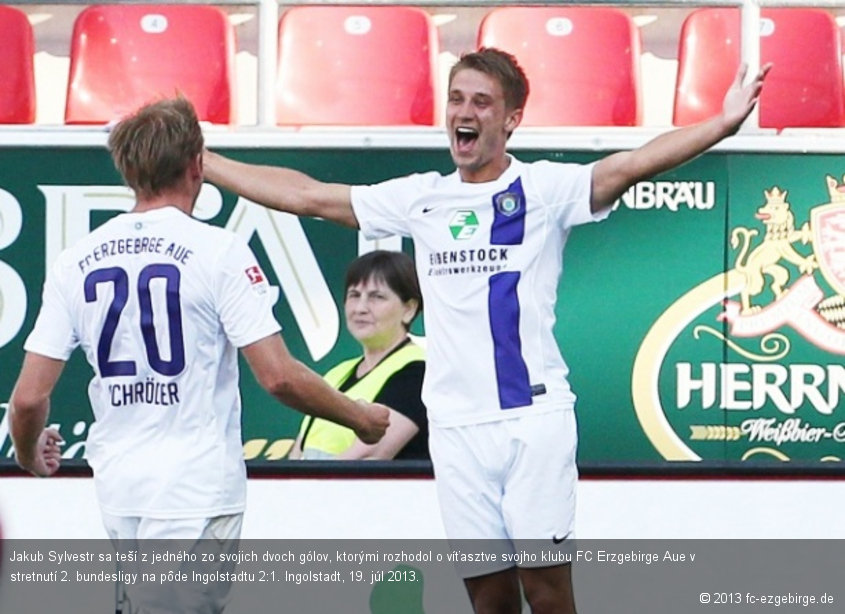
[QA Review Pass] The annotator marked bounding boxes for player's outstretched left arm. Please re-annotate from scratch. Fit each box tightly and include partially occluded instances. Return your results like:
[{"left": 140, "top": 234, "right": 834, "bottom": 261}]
[
  {"left": 590, "top": 62, "right": 771, "bottom": 213},
  {"left": 9, "top": 353, "right": 66, "bottom": 477}
]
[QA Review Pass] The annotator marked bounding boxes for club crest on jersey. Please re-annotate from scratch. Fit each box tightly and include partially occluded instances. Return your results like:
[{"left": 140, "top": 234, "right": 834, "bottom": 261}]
[
  {"left": 494, "top": 192, "right": 521, "bottom": 217},
  {"left": 245, "top": 265, "right": 265, "bottom": 285}
]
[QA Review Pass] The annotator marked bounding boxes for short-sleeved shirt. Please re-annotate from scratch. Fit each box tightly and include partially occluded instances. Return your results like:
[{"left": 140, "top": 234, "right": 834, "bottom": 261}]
[
  {"left": 351, "top": 156, "right": 608, "bottom": 427},
  {"left": 24, "top": 206, "right": 280, "bottom": 518},
  {"left": 366, "top": 361, "right": 428, "bottom": 460}
]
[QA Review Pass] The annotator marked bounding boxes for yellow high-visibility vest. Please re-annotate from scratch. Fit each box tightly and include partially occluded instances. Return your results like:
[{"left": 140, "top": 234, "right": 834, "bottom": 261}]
[{"left": 296, "top": 343, "right": 425, "bottom": 458}]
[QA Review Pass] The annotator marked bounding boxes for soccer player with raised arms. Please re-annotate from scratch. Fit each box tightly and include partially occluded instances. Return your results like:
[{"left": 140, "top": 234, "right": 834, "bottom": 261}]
[{"left": 203, "top": 49, "right": 769, "bottom": 613}]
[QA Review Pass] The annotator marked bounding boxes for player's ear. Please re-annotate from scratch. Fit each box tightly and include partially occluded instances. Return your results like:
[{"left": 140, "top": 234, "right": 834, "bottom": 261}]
[
  {"left": 504, "top": 107, "right": 523, "bottom": 134},
  {"left": 191, "top": 152, "right": 203, "bottom": 180}
]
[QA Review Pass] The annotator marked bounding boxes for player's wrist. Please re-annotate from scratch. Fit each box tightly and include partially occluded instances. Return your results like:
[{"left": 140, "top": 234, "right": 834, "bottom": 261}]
[
  {"left": 14, "top": 451, "right": 37, "bottom": 472},
  {"left": 351, "top": 399, "right": 369, "bottom": 434},
  {"left": 715, "top": 111, "right": 742, "bottom": 139}
]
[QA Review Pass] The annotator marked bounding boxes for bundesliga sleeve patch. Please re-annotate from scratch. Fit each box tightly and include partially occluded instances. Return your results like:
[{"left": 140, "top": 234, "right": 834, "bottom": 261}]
[
  {"left": 245, "top": 265, "right": 264, "bottom": 284},
  {"left": 244, "top": 265, "right": 268, "bottom": 294}
]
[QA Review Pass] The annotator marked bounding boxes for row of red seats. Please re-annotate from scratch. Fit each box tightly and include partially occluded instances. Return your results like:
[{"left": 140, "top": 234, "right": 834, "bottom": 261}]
[{"left": 1, "top": 4, "right": 843, "bottom": 129}]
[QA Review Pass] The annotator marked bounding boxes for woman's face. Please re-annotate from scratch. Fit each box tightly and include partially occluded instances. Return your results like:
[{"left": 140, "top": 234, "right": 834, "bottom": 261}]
[{"left": 344, "top": 276, "right": 416, "bottom": 350}]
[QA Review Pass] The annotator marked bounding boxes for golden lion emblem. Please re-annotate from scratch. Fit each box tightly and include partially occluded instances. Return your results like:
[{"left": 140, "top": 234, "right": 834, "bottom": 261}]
[{"left": 731, "top": 187, "right": 816, "bottom": 314}]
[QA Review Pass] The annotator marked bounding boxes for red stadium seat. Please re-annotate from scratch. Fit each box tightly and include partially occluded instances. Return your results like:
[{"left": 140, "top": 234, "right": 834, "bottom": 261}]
[
  {"left": 65, "top": 5, "right": 237, "bottom": 125},
  {"left": 674, "top": 8, "right": 845, "bottom": 129},
  {"left": 0, "top": 5, "right": 36, "bottom": 124},
  {"left": 275, "top": 6, "right": 438, "bottom": 126},
  {"left": 477, "top": 6, "right": 642, "bottom": 126}
]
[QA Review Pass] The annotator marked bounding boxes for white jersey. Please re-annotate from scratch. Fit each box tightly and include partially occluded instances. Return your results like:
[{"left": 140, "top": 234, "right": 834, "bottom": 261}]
[
  {"left": 24, "top": 206, "right": 280, "bottom": 518},
  {"left": 351, "top": 156, "right": 608, "bottom": 427}
]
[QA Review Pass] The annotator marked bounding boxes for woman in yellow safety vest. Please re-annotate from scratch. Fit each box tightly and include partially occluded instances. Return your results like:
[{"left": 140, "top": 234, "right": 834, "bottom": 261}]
[{"left": 289, "top": 250, "right": 428, "bottom": 460}]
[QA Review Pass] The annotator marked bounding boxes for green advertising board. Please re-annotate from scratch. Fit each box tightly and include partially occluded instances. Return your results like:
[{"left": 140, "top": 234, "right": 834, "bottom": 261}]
[{"left": 1, "top": 145, "right": 844, "bottom": 470}]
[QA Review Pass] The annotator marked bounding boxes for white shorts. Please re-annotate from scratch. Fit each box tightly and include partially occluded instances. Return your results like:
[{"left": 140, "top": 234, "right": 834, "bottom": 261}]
[
  {"left": 102, "top": 512, "right": 243, "bottom": 614},
  {"left": 429, "top": 408, "right": 578, "bottom": 578}
]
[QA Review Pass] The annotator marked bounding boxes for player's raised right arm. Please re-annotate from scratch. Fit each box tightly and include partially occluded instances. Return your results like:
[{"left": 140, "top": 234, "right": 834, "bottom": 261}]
[{"left": 203, "top": 150, "right": 359, "bottom": 229}]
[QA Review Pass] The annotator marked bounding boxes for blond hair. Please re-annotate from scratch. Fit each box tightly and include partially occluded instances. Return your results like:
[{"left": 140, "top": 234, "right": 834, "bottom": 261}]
[{"left": 107, "top": 97, "right": 204, "bottom": 200}]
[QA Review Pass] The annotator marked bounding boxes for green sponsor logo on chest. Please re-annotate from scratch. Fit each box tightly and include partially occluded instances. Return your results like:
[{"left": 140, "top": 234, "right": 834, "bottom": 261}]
[{"left": 449, "top": 210, "right": 479, "bottom": 240}]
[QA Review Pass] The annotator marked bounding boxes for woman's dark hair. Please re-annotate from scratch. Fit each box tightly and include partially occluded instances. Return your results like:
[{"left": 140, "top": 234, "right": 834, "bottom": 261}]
[{"left": 345, "top": 250, "right": 422, "bottom": 326}]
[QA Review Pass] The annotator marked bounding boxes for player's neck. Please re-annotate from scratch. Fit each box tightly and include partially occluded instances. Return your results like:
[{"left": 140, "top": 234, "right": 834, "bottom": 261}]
[
  {"left": 132, "top": 190, "right": 195, "bottom": 215},
  {"left": 458, "top": 153, "right": 511, "bottom": 184}
]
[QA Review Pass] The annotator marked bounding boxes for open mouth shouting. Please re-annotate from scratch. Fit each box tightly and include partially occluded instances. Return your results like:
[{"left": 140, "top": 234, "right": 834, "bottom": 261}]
[{"left": 454, "top": 126, "right": 479, "bottom": 155}]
